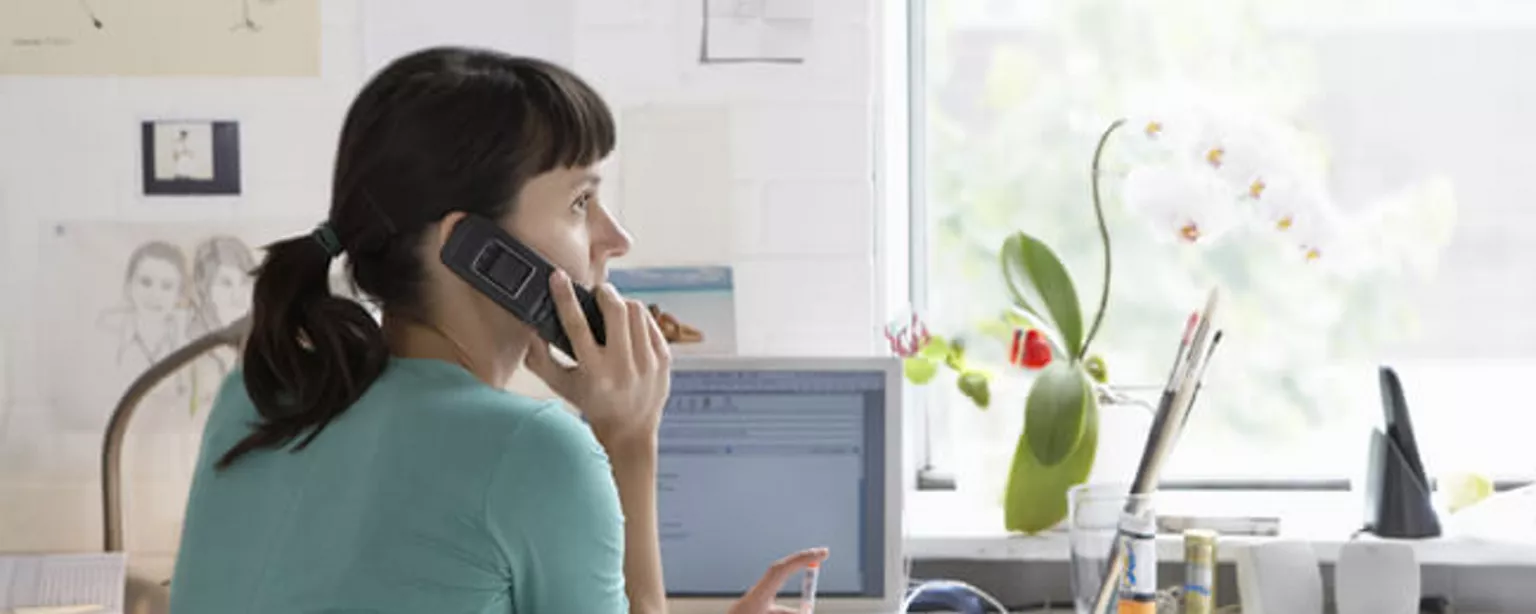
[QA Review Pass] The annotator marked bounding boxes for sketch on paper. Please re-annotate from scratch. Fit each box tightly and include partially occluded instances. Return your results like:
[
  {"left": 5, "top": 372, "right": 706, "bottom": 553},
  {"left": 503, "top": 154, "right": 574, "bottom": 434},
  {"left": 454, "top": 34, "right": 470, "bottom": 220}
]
[
  {"left": 77, "top": 0, "right": 104, "bottom": 29},
  {"left": 156, "top": 123, "right": 216, "bottom": 182},
  {"left": 186, "top": 236, "right": 258, "bottom": 375},
  {"left": 0, "top": 0, "right": 319, "bottom": 76},
  {"left": 71, "top": 0, "right": 281, "bottom": 33},
  {"left": 100, "top": 241, "right": 194, "bottom": 372},
  {"left": 231, "top": 0, "right": 289, "bottom": 33},
  {"left": 38, "top": 221, "right": 308, "bottom": 434},
  {"left": 700, "top": 0, "right": 813, "bottom": 64},
  {"left": 142, "top": 120, "right": 242, "bottom": 196}
]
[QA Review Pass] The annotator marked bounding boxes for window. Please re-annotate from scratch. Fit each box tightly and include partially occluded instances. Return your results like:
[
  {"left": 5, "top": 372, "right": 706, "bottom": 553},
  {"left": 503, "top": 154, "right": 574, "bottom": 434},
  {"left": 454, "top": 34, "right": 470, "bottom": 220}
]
[{"left": 910, "top": 0, "right": 1536, "bottom": 485}]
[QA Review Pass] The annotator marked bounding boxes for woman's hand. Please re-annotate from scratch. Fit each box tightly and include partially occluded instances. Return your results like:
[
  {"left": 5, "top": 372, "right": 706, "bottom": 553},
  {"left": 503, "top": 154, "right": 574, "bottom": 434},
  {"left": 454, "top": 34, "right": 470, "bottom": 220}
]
[
  {"left": 524, "top": 270, "right": 671, "bottom": 452},
  {"left": 728, "top": 548, "right": 830, "bottom": 614}
]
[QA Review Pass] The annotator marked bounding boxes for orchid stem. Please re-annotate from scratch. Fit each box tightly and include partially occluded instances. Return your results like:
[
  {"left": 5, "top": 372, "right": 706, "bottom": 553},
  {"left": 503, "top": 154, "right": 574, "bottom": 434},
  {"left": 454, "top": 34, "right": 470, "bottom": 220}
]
[{"left": 1080, "top": 118, "right": 1126, "bottom": 359}]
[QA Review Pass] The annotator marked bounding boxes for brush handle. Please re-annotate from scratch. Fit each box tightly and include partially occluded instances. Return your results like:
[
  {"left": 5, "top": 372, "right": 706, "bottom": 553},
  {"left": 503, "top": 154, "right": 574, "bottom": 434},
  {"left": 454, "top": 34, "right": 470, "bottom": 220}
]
[{"left": 1091, "top": 290, "right": 1221, "bottom": 613}]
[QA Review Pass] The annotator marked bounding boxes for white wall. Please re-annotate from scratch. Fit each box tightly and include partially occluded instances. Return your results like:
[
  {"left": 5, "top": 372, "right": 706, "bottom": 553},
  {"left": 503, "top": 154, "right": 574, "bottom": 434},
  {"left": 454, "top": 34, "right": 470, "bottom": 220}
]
[{"left": 0, "top": 0, "right": 885, "bottom": 555}]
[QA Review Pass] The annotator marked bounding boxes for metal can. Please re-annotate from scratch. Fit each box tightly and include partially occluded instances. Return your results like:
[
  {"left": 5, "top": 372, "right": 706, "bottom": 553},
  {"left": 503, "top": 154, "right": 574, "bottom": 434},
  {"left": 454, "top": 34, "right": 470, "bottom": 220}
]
[{"left": 1183, "top": 529, "right": 1218, "bottom": 614}]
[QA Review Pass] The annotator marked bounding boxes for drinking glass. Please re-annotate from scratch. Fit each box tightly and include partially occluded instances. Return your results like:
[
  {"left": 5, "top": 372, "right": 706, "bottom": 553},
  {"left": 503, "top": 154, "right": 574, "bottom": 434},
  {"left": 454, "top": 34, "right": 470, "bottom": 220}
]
[{"left": 1067, "top": 483, "right": 1154, "bottom": 614}]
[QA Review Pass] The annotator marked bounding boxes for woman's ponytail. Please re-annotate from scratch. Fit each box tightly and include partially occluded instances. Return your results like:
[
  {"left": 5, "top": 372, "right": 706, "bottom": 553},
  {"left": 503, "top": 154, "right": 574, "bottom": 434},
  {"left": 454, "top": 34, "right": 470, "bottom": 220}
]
[{"left": 215, "top": 225, "right": 388, "bottom": 470}]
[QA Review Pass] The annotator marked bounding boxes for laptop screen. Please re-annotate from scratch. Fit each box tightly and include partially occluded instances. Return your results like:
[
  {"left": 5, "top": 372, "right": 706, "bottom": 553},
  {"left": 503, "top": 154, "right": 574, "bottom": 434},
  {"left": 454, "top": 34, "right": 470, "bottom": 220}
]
[{"left": 658, "top": 367, "right": 888, "bottom": 599}]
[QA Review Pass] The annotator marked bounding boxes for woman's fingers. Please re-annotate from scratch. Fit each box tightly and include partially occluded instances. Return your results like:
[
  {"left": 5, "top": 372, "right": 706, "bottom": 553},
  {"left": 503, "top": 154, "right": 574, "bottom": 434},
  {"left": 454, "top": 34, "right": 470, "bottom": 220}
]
[
  {"left": 643, "top": 306, "right": 671, "bottom": 366},
  {"left": 547, "top": 270, "right": 600, "bottom": 361},
  {"left": 739, "top": 548, "right": 829, "bottom": 606},
  {"left": 595, "top": 283, "right": 632, "bottom": 364},
  {"left": 626, "top": 300, "right": 652, "bottom": 372},
  {"left": 771, "top": 547, "right": 829, "bottom": 570}
]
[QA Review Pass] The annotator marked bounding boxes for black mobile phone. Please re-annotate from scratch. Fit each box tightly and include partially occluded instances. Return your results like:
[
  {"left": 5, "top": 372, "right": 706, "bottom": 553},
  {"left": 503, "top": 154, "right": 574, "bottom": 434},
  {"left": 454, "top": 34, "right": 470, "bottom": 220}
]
[{"left": 439, "top": 214, "right": 606, "bottom": 359}]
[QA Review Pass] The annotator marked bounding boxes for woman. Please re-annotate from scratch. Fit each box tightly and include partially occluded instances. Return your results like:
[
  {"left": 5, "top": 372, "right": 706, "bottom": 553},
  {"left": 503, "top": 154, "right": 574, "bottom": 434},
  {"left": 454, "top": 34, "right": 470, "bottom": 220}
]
[{"left": 170, "top": 47, "right": 824, "bottom": 613}]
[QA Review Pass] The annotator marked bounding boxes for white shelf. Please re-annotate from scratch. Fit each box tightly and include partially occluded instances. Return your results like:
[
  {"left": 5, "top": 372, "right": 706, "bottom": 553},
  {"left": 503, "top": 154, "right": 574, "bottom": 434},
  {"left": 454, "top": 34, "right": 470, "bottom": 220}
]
[{"left": 903, "top": 490, "right": 1536, "bottom": 567}]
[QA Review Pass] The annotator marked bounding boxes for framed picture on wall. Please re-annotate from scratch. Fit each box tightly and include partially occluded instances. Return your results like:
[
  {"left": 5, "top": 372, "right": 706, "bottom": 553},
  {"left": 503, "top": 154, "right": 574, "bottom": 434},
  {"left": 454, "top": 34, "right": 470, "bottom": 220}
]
[{"left": 140, "top": 120, "right": 241, "bottom": 196}]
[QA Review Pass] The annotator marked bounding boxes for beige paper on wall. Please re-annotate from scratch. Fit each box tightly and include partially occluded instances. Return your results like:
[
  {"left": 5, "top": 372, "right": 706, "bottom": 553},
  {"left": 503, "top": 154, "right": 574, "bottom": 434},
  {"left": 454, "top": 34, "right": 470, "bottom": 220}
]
[{"left": 0, "top": 0, "right": 320, "bottom": 76}]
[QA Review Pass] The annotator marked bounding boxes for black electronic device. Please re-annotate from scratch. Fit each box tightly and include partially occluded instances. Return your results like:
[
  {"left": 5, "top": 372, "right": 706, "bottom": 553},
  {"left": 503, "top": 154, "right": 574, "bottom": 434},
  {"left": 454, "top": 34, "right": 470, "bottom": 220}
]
[
  {"left": 440, "top": 214, "right": 605, "bottom": 360},
  {"left": 1363, "top": 365, "right": 1441, "bottom": 538}
]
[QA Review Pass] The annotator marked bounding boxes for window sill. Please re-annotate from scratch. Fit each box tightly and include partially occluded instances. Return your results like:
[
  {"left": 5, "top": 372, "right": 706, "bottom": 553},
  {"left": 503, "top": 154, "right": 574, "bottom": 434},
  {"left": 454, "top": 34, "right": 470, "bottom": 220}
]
[{"left": 904, "top": 490, "right": 1536, "bottom": 567}]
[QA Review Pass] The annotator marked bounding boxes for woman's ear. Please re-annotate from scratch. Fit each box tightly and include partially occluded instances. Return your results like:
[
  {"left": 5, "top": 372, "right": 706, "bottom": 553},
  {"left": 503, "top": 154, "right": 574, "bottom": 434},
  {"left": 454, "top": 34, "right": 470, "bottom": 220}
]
[{"left": 434, "top": 211, "right": 469, "bottom": 252}]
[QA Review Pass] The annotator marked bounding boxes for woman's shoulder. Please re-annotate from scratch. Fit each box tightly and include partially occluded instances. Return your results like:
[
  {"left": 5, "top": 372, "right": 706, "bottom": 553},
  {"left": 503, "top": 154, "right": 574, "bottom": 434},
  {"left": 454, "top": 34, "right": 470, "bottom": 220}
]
[
  {"left": 208, "top": 357, "right": 575, "bottom": 440},
  {"left": 370, "top": 358, "right": 605, "bottom": 461}
]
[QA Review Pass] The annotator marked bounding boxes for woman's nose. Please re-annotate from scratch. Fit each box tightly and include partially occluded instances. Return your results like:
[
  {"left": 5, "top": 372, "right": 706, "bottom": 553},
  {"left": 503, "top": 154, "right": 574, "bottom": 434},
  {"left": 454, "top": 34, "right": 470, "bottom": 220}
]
[{"left": 593, "top": 206, "right": 632, "bottom": 258}]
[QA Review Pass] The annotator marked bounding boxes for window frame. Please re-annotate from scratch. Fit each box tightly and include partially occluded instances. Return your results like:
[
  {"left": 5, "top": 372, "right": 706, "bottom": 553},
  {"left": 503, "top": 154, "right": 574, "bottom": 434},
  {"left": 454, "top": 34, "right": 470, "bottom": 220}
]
[{"left": 895, "top": 0, "right": 1532, "bottom": 494}]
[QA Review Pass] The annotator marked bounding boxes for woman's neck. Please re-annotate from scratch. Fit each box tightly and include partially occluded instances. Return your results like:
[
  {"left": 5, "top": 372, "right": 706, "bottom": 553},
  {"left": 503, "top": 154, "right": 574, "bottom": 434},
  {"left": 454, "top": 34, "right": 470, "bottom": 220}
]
[{"left": 381, "top": 311, "right": 531, "bottom": 388}]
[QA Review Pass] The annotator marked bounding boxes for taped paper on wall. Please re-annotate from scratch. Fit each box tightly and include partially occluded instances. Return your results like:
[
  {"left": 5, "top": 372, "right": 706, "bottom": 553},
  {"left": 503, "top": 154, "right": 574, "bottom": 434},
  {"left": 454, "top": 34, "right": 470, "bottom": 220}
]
[
  {"left": 617, "top": 105, "right": 735, "bottom": 266},
  {"left": 610, "top": 266, "right": 737, "bottom": 356},
  {"left": 0, "top": 0, "right": 320, "bottom": 76},
  {"left": 701, "top": 0, "right": 813, "bottom": 64},
  {"left": 33, "top": 221, "right": 362, "bottom": 434}
]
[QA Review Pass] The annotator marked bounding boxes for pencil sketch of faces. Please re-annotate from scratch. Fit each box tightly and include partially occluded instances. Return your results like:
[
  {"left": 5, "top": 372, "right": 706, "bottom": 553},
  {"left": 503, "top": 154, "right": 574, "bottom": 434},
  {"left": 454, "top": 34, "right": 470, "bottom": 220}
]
[
  {"left": 190, "top": 236, "right": 255, "bottom": 333},
  {"left": 117, "top": 241, "right": 189, "bottom": 368},
  {"left": 185, "top": 236, "right": 255, "bottom": 381}
]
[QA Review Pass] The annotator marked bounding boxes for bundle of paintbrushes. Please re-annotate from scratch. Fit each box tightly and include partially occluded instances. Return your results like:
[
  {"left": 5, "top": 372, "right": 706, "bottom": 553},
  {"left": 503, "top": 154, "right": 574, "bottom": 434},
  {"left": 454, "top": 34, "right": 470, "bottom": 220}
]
[{"left": 1088, "top": 288, "right": 1225, "bottom": 614}]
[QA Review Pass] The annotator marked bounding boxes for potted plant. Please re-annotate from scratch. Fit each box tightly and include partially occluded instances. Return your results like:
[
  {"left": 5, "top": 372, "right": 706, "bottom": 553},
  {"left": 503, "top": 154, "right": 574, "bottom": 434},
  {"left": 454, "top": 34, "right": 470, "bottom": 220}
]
[{"left": 896, "top": 111, "right": 1344, "bottom": 533}]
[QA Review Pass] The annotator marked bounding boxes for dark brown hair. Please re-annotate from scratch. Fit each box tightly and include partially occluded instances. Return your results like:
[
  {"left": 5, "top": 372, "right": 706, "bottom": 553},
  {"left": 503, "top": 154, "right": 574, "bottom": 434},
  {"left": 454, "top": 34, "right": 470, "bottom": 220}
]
[{"left": 217, "top": 47, "right": 616, "bottom": 469}]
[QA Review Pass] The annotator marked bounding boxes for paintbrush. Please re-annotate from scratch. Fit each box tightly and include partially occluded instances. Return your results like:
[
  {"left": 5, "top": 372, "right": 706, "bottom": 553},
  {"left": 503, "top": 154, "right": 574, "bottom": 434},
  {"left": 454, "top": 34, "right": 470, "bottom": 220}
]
[
  {"left": 1177, "top": 330, "right": 1224, "bottom": 435},
  {"left": 1088, "top": 288, "right": 1221, "bottom": 613}
]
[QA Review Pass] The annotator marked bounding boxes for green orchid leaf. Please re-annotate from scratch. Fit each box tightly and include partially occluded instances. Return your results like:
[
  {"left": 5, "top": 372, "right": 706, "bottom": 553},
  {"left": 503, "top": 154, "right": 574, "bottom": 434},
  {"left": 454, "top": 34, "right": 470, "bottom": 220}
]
[
  {"left": 957, "top": 370, "right": 990, "bottom": 409},
  {"left": 1004, "top": 391, "right": 1100, "bottom": 533},
  {"left": 903, "top": 356, "right": 939, "bottom": 384},
  {"left": 1000, "top": 231, "right": 1086, "bottom": 360},
  {"left": 1021, "top": 362, "right": 1091, "bottom": 465}
]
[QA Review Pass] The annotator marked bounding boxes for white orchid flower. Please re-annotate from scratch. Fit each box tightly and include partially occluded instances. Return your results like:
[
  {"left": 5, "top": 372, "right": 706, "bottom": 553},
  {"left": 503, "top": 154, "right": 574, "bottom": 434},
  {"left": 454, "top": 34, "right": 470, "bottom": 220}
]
[
  {"left": 1122, "top": 161, "right": 1239, "bottom": 244},
  {"left": 1246, "top": 170, "right": 1329, "bottom": 234},
  {"left": 1279, "top": 193, "right": 1349, "bottom": 264}
]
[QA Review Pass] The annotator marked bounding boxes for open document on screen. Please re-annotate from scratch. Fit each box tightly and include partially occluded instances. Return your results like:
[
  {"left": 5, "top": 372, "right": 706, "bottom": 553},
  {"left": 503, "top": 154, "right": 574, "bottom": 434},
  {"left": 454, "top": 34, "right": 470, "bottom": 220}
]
[{"left": 657, "top": 368, "right": 887, "bottom": 598}]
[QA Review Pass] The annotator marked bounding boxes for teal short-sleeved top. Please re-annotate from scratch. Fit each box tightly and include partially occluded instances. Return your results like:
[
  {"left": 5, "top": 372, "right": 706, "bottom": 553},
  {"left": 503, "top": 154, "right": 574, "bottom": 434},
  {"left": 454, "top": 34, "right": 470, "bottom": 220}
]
[{"left": 169, "top": 356, "right": 629, "bottom": 613}]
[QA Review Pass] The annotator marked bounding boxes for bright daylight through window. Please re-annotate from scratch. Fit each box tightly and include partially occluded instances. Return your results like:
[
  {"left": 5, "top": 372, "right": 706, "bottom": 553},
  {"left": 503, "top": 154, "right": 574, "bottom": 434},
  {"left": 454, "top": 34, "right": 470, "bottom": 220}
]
[{"left": 910, "top": 0, "right": 1536, "bottom": 488}]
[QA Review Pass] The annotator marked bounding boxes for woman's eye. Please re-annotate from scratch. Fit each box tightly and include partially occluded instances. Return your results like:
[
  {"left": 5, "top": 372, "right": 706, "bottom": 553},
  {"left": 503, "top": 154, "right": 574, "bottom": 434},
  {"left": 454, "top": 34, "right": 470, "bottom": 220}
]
[{"left": 572, "top": 193, "right": 593, "bottom": 212}]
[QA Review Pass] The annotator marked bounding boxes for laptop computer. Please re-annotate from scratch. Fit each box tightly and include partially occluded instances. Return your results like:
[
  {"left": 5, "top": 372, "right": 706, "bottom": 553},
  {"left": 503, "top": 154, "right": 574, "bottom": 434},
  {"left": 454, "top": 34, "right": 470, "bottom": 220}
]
[{"left": 661, "top": 357, "right": 904, "bottom": 614}]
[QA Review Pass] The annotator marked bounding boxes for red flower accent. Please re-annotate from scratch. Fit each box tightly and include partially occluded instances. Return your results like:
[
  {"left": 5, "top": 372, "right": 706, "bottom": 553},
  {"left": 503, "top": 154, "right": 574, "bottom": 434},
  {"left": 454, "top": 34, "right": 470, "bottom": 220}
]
[{"left": 1020, "top": 329, "right": 1052, "bottom": 369}]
